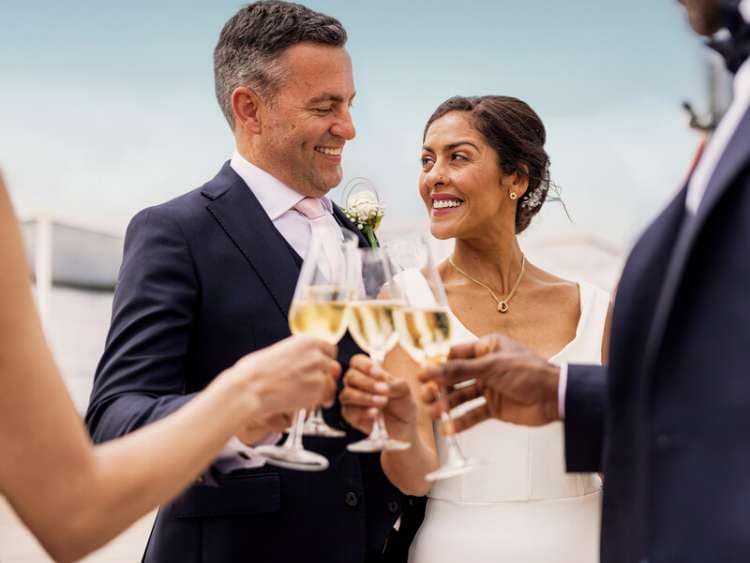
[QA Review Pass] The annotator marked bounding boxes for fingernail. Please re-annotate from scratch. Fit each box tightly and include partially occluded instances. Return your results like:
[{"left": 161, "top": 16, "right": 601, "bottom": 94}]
[
  {"left": 373, "top": 395, "right": 387, "bottom": 405},
  {"left": 374, "top": 382, "right": 389, "bottom": 393},
  {"left": 371, "top": 366, "right": 385, "bottom": 377}
]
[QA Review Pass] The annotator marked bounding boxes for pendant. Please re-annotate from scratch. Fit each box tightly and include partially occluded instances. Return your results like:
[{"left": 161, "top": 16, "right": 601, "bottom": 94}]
[{"left": 497, "top": 301, "right": 509, "bottom": 313}]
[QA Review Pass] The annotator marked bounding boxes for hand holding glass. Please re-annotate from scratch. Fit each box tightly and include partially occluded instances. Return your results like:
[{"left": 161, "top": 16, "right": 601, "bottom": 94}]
[
  {"left": 389, "top": 235, "right": 484, "bottom": 481},
  {"left": 255, "top": 233, "right": 355, "bottom": 470},
  {"left": 346, "top": 247, "right": 411, "bottom": 453}
]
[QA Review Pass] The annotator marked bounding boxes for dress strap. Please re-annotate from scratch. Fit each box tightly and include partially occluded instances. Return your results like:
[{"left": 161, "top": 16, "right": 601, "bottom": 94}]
[
  {"left": 575, "top": 281, "right": 611, "bottom": 363},
  {"left": 393, "top": 269, "right": 438, "bottom": 308}
]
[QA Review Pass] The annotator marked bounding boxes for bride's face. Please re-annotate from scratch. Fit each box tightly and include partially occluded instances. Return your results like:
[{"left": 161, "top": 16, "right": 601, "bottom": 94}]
[{"left": 420, "top": 112, "right": 514, "bottom": 240}]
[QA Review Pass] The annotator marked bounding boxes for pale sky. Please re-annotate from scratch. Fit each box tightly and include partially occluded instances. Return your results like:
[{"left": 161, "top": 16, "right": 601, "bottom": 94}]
[{"left": 0, "top": 1, "right": 715, "bottom": 246}]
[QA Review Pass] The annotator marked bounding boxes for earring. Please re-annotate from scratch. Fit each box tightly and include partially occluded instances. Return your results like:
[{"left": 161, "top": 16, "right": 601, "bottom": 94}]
[{"left": 509, "top": 192, "right": 518, "bottom": 200}]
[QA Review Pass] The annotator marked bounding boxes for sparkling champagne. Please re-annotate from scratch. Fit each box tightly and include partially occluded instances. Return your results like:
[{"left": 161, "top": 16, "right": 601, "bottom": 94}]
[
  {"left": 289, "top": 286, "right": 351, "bottom": 344},
  {"left": 347, "top": 300, "right": 403, "bottom": 355},
  {"left": 395, "top": 307, "right": 452, "bottom": 364}
]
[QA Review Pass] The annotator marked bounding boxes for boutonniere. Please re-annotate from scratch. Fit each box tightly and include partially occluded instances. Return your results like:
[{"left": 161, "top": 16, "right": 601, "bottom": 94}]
[{"left": 342, "top": 178, "right": 384, "bottom": 248}]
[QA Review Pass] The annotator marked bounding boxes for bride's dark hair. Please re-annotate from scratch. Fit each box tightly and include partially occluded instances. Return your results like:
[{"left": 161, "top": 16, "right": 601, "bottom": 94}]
[{"left": 424, "top": 95, "right": 553, "bottom": 234}]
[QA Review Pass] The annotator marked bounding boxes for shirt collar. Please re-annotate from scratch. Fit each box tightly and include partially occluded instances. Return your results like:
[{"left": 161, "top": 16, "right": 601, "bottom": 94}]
[{"left": 229, "top": 149, "right": 333, "bottom": 220}]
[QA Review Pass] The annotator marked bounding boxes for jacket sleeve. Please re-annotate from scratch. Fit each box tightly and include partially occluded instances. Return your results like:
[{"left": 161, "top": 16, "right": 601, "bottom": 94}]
[
  {"left": 85, "top": 205, "right": 199, "bottom": 443},
  {"left": 564, "top": 363, "right": 608, "bottom": 473}
]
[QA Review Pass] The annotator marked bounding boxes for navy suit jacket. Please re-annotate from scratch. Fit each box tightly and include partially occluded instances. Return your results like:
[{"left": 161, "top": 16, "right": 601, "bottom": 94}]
[
  {"left": 565, "top": 109, "right": 750, "bottom": 563},
  {"left": 85, "top": 163, "right": 416, "bottom": 563}
]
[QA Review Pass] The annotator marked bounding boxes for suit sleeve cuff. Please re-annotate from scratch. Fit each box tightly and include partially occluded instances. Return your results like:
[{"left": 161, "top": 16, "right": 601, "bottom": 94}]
[{"left": 564, "top": 363, "right": 606, "bottom": 473}]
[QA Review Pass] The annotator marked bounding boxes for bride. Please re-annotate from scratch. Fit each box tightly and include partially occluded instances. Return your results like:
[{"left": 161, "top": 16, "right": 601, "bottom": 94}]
[{"left": 340, "top": 95, "right": 610, "bottom": 562}]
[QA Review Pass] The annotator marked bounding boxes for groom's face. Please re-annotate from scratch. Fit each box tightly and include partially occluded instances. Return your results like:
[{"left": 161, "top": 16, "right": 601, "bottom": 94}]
[{"left": 256, "top": 43, "right": 356, "bottom": 198}]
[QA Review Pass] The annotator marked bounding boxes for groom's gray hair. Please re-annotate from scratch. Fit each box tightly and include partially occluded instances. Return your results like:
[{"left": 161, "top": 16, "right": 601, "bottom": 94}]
[{"left": 214, "top": 0, "right": 348, "bottom": 129}]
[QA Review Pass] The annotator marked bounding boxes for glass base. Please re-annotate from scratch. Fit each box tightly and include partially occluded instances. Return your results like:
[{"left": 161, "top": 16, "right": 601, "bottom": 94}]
[
  {"left": 425, "top": 457, "right": 484, "bottom": 482},
  {"left": 347, "top": 436, "right": 411, "bottom": 453},
  {"left": 303, "top": 418, "right": 346, "bottom": 438},
  {"left": 254, "top": 444, "right": 330, "bottom": 471}
]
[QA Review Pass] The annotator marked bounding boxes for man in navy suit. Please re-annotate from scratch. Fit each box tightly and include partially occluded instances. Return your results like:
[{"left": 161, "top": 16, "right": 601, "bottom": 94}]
[
  {"left": 85, "top": 2, "right": 411, "bottom": 561},
  {"left": 419, "top": 1, "right": 750, "bottom": 562}
]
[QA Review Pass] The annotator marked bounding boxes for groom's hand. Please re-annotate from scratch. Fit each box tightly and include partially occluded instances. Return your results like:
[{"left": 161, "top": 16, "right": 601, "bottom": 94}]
[{"left": 418, "top": 334, "right": 561, "bottom": 431}]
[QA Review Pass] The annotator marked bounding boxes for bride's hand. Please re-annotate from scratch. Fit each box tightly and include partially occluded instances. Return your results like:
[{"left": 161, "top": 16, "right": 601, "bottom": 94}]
[{"left": 340, "top": 354, "right": 416, "bottom": 439}]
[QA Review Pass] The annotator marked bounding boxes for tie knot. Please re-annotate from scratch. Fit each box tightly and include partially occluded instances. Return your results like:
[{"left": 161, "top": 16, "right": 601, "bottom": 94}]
[{"left": 294, "top": 197, "right": 326, "bottom": 220}]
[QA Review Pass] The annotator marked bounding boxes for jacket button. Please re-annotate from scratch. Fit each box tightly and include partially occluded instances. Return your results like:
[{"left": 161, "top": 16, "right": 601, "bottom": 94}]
[
  {"left": 387, "top": 500, "right": 400, "bottom": 514},
  {"left": 344, "top": 491, "right": 360, "bottom": 508}
]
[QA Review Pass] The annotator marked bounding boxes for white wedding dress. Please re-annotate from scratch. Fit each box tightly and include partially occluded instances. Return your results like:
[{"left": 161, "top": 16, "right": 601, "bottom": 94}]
[{"left": 399, "top": 270, "right": 609, "bottom": 563}]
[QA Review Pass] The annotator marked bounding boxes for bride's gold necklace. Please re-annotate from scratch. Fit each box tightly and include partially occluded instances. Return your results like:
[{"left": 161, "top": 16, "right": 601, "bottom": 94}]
[{"left": 448, "top": 255, "right": 526, "bottom": 314}]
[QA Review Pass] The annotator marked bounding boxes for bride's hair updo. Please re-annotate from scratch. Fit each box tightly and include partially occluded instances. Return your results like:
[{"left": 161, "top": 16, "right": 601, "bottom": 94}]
[{"left": 424, "top": 96, "right": 552, "bottom": 234}]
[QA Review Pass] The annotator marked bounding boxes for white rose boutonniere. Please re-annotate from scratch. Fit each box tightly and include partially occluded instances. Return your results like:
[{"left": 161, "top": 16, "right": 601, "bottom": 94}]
[{"left": 342, "top": 178, "right": 384, "bottom": 248}]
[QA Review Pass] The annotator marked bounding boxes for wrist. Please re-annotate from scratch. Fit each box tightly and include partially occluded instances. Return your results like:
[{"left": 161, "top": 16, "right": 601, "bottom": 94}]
[
  {"left": 213, "top": 364, "right": 263, "bottom": 428},
  {"left": 386, "top": 414, "right": 419, "bottom": 443}
]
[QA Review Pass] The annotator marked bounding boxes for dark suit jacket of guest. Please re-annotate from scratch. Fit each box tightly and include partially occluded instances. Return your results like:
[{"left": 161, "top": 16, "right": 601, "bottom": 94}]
[
  {"left": 85, "top": 162, "right": 418, "bottom": 563},
  {"left": 565, "top": 109, "right": 750, "bottom": 563}
]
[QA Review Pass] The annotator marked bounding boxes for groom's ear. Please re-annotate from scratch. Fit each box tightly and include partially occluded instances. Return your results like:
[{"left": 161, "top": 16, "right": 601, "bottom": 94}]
[{"left": 231, "top": 86, "right": 263, "bottom": 135}]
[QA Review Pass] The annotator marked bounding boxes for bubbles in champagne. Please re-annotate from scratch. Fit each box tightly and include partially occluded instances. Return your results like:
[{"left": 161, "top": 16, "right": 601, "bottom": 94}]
[
  {"left": 289, "top": 286, "right": 351, "bottom": 344},
  {"left": 394, "top": 307, "right": 452, "bottom": 364},
  {"left": 347, "top": 300, "right": 403, "bottom": 355}
]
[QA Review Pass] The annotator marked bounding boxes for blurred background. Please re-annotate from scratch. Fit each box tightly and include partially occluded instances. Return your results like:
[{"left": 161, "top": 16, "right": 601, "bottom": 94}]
[{"left": 0, "top": 0, "right": 729, "bottom": 560}]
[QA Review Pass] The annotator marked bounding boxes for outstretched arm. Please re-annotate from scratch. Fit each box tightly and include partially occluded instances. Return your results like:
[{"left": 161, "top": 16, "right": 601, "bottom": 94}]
[{"left": 0, "top": 177, "right": 339, "bottom": 562}]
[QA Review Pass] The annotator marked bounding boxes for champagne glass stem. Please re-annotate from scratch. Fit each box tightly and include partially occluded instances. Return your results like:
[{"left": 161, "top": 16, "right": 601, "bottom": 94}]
[
  {"left": 371, "top": 414, "right": 388, "bottom": 440},
  {"left": 347, "top": 347, "right": 410, "bottom": 452},
  {"left": 291, "top": 409, "right": 306, "bottom": 449},
  {"left": 422, "top": 360, "right": 484, "bottom": 482},
  {"left": 370, "top": 348, "right": 388, "bottom": 439},
  {"left": 440, "top": 412, "right": 465, "bottom": 457}
]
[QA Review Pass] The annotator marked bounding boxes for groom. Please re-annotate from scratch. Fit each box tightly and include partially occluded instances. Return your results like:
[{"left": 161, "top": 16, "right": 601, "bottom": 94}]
[
  {"left": 420, "top": 1, "right": 750, "bottom": 562},
  {"left": 85, "top": 2, "right": 413, "bottom": 562}
]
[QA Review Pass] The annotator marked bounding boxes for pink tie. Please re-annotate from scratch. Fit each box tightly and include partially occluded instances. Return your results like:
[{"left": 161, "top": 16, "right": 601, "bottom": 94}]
[
  {"left": 294, "top": 197, "right": 326, "bottom": 220},
  {"left": 293, "top": 198, "right": 342, "bottom": 277}
]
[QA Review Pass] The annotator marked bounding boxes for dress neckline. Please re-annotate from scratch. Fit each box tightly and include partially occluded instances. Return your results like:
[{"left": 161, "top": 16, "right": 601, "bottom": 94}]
[{"left": 447, "top": 282, "right": 586, "bottom": 362}]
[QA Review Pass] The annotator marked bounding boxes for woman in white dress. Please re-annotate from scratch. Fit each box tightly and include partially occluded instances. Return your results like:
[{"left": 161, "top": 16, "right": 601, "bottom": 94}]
[{"left": 340, "top": 95, "right": 611, "bottom": 562}]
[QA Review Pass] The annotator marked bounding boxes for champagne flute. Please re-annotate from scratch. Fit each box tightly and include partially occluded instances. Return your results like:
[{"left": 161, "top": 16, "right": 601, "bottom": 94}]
[
  {"left": 388, "top": 235, "right": 484, "bottom": 481},
  {"left": 255, "top": 232, "right": 355, "bottom": 470},
  {"left": 302, "top": 232, "right": 359, "bottom": 438},
  {"left": 346, "top": 246, "right": 411, "bottom": 453}
]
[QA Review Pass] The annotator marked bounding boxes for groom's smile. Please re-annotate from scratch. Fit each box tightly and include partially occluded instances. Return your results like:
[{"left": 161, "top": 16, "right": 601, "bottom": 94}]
[{"left": 314, "top": 144, "right": 344, "bottom": 163}]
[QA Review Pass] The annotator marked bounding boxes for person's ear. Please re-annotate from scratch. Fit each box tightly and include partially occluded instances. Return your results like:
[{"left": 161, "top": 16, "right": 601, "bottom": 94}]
[
  {"left": 500, "top": 164, "right": 529, "bottom": 199},
  {"left": 231, "top": 86, "right": 264, "bottom": 134}
]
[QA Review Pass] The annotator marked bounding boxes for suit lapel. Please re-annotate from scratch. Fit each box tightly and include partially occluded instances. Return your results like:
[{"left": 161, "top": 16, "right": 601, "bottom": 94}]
[
  {"left": 642, "top": 109, "right": 750, "bottom": 376},
  {"left": 202, "top": 163, "right": 300, "bottom": 318}
]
